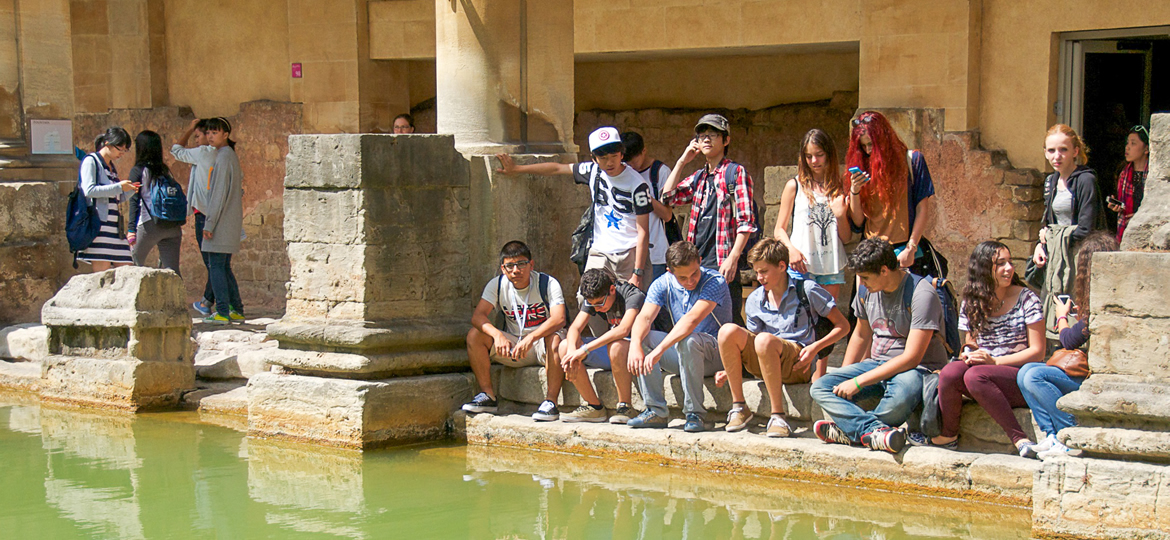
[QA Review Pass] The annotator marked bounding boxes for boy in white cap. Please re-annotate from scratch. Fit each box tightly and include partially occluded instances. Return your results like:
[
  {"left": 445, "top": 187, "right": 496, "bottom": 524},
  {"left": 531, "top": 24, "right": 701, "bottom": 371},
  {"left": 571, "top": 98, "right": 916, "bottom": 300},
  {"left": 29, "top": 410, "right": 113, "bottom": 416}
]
[{"left": 496, "top": 127, "right": 653, "bottom": 290}]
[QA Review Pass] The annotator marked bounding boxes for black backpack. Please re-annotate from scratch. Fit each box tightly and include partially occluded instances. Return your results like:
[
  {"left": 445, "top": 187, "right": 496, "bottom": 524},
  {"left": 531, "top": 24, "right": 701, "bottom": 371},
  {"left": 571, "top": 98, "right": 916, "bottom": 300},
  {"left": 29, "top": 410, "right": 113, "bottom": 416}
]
[
  {"left": 720, "top": 163, "right": 762, "bottom": 268},
  {"left": 569, "top": 167, "right": 600, "bottom": 275},
  {"left": 791, "top": 275, "right": 837, "bottom": 359},
  {"left": 648, "top": 160, "right": 684, "bottom": 245}
]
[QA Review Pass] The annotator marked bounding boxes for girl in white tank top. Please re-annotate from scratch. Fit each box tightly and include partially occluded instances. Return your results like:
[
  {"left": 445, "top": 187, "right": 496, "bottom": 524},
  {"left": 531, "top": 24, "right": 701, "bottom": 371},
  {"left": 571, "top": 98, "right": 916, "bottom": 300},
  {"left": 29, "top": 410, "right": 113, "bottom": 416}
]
[{"left": 773, "top": 129, "right": 850, "bottom": 296}]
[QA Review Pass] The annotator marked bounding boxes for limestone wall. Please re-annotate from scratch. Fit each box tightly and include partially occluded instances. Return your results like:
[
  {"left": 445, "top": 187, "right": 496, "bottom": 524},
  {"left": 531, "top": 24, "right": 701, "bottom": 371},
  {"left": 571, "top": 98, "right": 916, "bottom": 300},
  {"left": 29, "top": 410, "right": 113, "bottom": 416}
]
[{"left": 0, "top": 181, "right": 73, "bottom": 325}]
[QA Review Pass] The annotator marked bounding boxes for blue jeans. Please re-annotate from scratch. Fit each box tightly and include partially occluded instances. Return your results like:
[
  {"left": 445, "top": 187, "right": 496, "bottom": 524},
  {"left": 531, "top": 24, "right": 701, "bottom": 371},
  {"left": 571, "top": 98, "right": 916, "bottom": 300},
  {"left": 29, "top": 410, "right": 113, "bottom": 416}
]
[
  {"left": 194, "top": 213, "right": 214, "bottom": 305},
  {"left": 637, "top": 330, "right": 721, "bottom": 417},
  {"left": 810, "top": 360, "right": 926, "bottom": 441},
  {"left": 1017, "top": 362, "right": 1084, "bottom": 437},
  {"left": 206, "top": 252, "right": 242, "bottom": 317}
]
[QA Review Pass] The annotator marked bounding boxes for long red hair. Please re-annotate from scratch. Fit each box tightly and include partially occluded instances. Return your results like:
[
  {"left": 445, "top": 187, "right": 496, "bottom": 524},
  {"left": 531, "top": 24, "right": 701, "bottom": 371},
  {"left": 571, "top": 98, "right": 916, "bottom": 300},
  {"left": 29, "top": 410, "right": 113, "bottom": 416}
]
[{"left": 845, "top": 111, "right": 909, "bottom": 210}]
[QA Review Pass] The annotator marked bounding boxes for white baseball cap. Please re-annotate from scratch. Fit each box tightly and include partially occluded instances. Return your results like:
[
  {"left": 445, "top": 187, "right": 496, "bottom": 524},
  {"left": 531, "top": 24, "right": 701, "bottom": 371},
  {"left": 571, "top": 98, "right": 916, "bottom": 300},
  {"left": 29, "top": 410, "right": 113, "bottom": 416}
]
[{"left": 587, "top": 127, "right": 622, "bottom": 153}]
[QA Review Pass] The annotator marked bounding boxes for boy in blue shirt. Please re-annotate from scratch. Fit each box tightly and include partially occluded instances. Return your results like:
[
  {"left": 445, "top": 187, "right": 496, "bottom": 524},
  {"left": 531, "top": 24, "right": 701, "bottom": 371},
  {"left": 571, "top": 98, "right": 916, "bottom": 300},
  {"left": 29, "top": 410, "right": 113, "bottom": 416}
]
[
  {"left": 716, "top": 238, "right": 850, "bottom": 437},
  {"left": 627, "top": 241, "right": 732, "bottom": 432}
]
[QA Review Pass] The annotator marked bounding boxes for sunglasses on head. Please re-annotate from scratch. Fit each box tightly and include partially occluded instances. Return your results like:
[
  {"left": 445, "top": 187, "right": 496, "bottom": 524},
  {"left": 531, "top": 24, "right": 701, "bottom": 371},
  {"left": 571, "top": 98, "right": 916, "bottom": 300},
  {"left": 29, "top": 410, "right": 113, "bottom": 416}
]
[
  {"left": 1131, "top": 125, "right": 1149, "bottom": 135},
  {"left": 851, "top": 115, "right": 875, "bottom": 128}
]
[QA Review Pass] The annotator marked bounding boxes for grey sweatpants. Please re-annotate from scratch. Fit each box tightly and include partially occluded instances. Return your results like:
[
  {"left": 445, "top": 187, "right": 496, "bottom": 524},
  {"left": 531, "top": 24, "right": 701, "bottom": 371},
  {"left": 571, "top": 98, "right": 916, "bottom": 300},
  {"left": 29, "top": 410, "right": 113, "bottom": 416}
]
[{"left": 131, "top": 219, "right": 183, "bottom": 275}]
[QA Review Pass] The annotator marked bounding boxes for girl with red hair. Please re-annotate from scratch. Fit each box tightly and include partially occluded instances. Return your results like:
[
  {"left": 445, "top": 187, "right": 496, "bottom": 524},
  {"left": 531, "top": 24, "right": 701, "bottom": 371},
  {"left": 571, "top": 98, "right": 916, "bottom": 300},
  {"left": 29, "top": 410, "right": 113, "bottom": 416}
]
[{"left": 845, "top": 111, "right": 941, "bottom": 276}]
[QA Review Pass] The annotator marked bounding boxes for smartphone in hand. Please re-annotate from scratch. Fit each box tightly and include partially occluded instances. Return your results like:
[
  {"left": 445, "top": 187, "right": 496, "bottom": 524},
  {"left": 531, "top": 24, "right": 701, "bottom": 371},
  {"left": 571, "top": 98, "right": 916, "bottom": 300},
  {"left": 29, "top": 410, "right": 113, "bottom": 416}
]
[
  {"left": 1106, "top": 195, "right": 1122, "bottom": 207},
  {"left": 1056, "top": 294, "right": 1070, "bottom": 304},
  {"left": 848, "top": 166, "right": 863, "bottom": 175}
]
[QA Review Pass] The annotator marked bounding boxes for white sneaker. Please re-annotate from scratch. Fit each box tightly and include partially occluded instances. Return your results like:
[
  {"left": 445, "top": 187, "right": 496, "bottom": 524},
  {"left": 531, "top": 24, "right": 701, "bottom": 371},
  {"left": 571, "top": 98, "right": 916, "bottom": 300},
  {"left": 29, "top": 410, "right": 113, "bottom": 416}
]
[
  {"left": 1033, "top": 434, "right": 1057, "bottom": 453},
  {"left": 1038, "top": 440, "right": 1072, "bottom": 460}
]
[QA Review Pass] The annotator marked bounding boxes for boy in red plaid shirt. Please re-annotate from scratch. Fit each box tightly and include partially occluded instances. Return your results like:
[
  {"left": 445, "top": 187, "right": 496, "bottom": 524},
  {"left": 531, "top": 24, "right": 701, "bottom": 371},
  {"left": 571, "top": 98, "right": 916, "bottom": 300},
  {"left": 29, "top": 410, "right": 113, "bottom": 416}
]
[{"left": 661, "top": 114, "right": 758, "bottom": 325}]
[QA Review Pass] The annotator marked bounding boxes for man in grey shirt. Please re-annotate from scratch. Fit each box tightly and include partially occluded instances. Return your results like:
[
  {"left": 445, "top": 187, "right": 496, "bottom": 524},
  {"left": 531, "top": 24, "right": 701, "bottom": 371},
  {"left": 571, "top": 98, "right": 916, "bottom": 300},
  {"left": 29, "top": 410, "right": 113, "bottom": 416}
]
[{"left": 810, "top": 238, "right": 947, "bottom": 453}]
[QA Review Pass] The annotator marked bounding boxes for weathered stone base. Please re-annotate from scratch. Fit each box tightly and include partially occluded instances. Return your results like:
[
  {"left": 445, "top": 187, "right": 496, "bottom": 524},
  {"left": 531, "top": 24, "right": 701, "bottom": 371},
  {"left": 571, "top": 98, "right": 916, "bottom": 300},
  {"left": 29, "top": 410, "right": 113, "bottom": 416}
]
[
  {"left": 496, "top": 365, "right": 1039, "bottom": 453},
  {"left": 246, "top": 371, "right": 474, "bottom": 449},
  {"left": 40, "top": 356, "right": 195, "bottom": 411},
  {"left": 1033, "top": 456, "right": 1170, "bottom": 540},
  {"left": 460, "top": 412, "right": 1038, "bottom": 506}
]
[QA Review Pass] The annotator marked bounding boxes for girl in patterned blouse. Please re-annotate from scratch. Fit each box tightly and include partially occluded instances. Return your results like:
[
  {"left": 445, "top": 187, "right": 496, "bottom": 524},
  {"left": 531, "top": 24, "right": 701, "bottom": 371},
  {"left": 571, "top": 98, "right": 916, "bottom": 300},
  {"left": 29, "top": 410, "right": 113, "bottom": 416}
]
[{"left": 917, "top": 241, "right": 1046, "bottom": 453}]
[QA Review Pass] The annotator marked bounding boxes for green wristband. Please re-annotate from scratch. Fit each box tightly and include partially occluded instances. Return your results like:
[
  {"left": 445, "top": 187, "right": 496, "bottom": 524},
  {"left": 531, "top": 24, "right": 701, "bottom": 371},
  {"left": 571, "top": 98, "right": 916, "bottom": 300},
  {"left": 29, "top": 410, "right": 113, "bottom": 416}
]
[{"left": 853, "top": 378, "right": 863, "bottom": 391}]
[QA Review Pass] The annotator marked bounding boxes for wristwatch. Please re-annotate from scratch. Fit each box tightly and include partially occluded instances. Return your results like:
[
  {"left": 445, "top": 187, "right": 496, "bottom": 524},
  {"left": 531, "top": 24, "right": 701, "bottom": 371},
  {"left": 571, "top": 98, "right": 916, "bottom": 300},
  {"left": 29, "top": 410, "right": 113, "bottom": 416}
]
[{"left": 632, "top": 268, "right": 645, "bottom": 277}]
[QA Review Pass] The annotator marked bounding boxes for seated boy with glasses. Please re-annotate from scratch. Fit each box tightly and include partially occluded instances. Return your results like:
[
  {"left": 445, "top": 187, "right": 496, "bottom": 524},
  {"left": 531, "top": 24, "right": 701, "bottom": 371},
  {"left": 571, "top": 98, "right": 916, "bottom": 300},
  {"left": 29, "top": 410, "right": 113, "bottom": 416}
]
[
  {"left": 463, "top": 241, "right": 568, "bottom": 420},
  {"left": 557, "top": 267, "right": 644, "bottom": 423}
]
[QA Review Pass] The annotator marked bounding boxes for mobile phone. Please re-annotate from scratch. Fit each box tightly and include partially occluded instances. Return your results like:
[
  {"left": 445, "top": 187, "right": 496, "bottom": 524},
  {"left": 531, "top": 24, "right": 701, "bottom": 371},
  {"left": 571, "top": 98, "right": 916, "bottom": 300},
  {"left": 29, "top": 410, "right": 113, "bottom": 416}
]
[
  {"left": 1056, "top": 294, "right": 1070, "bottom": 304},
  {"left": 1106, "top": 195, "right": 1122, "bottom": 206},
  {"left": 848, "top": 166, "right": 863, "bottom": 175}
]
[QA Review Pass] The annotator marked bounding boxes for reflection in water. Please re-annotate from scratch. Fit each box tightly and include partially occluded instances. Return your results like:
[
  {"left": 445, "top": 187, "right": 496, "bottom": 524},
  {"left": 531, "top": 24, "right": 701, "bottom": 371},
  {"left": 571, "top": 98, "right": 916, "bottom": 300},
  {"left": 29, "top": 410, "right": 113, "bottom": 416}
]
[{"left": 0, "top": 401, "right": 1031, "bottom": 540}]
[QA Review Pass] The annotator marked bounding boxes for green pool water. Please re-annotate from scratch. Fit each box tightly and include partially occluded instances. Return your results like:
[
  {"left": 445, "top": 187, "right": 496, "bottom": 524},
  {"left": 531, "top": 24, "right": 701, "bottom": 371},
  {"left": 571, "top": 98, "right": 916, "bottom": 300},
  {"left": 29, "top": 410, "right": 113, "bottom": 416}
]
[{"left": 0, "top": 398, "right": 1031, "bottom": 539}]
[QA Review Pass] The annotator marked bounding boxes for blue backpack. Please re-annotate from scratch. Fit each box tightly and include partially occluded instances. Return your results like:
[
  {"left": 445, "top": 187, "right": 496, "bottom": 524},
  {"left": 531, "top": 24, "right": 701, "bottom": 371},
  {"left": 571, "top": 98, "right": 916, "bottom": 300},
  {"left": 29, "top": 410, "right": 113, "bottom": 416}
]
[
  {"left": 145, "top": 169, "right": 188, "bottom": 224},
  {"left": 65, "top": 154, "right": 102, "bottom": 267}
]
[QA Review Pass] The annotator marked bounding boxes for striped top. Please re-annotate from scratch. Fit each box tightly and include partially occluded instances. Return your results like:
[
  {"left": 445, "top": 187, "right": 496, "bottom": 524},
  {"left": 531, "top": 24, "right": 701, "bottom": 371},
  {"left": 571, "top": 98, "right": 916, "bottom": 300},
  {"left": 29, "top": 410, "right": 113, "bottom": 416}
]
[{"left": 958, "top": 288, "right": 1043, "bottom": 357}]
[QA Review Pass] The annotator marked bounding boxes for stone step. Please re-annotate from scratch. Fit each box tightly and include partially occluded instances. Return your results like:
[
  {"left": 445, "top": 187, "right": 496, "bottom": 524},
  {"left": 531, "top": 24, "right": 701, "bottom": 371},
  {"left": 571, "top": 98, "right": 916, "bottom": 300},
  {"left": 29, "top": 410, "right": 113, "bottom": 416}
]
[
  {"left": 491, "top": 365, "right": 1041, "bottom": 454},
  {"left": 460, "top": 412, "right": 1039, "bottom": 506},
  {"left": 0, "top": 359, "right": 41, "bottom": 393}
]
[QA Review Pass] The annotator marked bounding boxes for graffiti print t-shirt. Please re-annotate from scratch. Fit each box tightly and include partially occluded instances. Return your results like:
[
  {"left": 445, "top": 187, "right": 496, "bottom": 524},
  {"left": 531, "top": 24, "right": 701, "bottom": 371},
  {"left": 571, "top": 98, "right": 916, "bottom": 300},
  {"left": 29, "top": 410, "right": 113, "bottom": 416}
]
[
  {"left": 481, "top": 272, "right": 565, "bottom": 337},
  {"left": 573, "top": 162, "right": 653, "bottom": 255},
  {"left": 851, "top": 272, "right": 948, "bottom": 371},
  {"left": 788, "top": 179, "right": 846, "bottom": 276}
]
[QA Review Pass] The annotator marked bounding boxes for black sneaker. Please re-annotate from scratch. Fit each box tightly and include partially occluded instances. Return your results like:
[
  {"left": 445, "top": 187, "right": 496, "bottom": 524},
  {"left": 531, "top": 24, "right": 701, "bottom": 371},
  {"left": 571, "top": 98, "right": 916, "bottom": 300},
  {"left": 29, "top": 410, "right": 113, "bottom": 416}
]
[
  {"left": 813, "top": 420, "right": 853, "bottom": 445},
  {"left": 861, "top": 427, "right": 907, "bottom": 454},
  {"left": 532, "top": 400, "right": 559, "bottom": 422},
  {"left": 462, "top": 392, "right": 498, "bottom": 414}
]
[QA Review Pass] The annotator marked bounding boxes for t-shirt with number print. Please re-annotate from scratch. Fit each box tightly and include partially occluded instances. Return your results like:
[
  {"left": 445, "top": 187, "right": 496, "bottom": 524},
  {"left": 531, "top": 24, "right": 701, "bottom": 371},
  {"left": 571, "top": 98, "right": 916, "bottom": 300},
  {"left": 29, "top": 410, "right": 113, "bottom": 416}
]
[{"left": 573, "top": 162, "right": 653, "bottom": 255}]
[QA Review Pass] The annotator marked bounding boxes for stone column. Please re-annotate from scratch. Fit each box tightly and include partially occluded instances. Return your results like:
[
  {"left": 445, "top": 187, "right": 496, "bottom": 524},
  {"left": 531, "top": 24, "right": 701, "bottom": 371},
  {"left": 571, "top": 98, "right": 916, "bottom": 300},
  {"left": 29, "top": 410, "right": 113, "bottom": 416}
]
[
  {"left": 1031, "top": 113, "right": 1170, "bottom": 540},
  {"left": 435, "top": 0, "right": 576, "bottom": 155},
  {"left": 39, "top": 267, "right": 194, "bottom": 411},
  {"left": 248, "top": 134, "right": 474, "bottom": 449}
]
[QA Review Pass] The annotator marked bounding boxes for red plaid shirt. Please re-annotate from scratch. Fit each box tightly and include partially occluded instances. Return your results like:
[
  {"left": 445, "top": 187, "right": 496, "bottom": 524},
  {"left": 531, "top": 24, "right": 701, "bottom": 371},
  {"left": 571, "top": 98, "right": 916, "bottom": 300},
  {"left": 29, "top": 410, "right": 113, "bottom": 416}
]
[{"left": 662, "top": 158, "right": 757, "bottom": 265}]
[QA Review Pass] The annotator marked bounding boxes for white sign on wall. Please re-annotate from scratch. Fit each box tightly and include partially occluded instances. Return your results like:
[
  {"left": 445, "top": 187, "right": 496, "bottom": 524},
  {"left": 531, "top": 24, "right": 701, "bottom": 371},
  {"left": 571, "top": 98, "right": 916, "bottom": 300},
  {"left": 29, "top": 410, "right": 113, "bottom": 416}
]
[{"left": 30, "top": 119, "right": 73, "bottom": 155}]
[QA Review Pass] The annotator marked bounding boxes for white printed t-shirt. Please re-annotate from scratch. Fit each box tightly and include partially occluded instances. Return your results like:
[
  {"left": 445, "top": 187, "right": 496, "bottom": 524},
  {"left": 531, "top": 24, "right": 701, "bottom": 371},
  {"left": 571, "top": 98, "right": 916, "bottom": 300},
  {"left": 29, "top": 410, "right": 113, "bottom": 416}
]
[
  {"left": 481, "top": 272, "right": 566, "bottom": 337},
  {"left": 637, "top": 161, "right": 673, "bottom": 266},
  {"left": 573, "top": 162, "right": 653, "bottom": 255}
]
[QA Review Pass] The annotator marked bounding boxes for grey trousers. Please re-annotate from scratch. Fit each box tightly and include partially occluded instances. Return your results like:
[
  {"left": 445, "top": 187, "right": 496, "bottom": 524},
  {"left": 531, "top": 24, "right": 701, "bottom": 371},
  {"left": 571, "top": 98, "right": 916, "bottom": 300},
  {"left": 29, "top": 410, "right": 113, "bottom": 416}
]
[
  {"left": 637, "top": 330, "right": 721, "bottom": 417},
  {"left": 131, "top": 219, "right": 182, "bottom": 275}
]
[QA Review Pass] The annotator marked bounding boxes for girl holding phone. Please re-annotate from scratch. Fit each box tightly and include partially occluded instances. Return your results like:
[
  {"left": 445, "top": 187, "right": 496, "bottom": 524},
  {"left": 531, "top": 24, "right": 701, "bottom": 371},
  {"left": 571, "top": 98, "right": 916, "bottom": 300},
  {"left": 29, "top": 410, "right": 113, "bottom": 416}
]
[
  {"left": 1018, "top": 231, "right": 1117, "bottom": 459},
  {"left": 773, "top": 129, "right": 850, "bottom": 296},
  {"left": 844, "top": 111, "right": 942, "bottom": 277},
  {"left": 77, "top": 127, "right": 140, "bottom": 272},
  {"left": 1107, "top": 125, "right": 1149, "bottom": 242}
]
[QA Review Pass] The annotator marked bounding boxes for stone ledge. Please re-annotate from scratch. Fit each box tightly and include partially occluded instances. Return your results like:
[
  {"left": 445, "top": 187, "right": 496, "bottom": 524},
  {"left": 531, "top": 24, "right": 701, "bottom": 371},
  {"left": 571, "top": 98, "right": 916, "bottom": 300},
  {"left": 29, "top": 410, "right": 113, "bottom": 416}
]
[
  {"left": 493, "top": 365, "right": 1039, "bottom": 453},
  {"left": 0, "top": 359, "right": 41, "bottom": 393},
  {"left": 459, "top": 412, "right": 1037, "bottom": 506},
  {"left": 267, "top": 318, "right": 468, "bottom": 351}
]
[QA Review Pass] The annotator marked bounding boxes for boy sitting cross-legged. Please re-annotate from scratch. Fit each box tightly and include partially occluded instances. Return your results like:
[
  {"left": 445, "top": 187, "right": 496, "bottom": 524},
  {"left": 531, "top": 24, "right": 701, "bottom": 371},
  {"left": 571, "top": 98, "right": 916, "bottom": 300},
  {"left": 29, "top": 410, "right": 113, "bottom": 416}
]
[
  {"left": 557, "top": 268, "right": 643, "bottom": 423},
  {"left": 463, "top": 241, "right": 568, "bottom": 421},
  {"left": 715, "top": 238, "right": 850, "bottom": 437}
]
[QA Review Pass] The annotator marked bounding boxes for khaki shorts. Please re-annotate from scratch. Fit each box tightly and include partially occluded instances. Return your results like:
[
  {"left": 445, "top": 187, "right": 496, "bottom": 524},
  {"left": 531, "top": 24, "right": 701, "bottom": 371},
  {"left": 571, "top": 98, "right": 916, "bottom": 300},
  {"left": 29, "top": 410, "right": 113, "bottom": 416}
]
[
  {"left": 741, "top": 330, "right": 812, "bottom": 384},
  {"left": 584, "top": 247, "right": 638, "bottom": 282},
  {"left": 488, "top": 331, "right": 561, "bottom": 367}
]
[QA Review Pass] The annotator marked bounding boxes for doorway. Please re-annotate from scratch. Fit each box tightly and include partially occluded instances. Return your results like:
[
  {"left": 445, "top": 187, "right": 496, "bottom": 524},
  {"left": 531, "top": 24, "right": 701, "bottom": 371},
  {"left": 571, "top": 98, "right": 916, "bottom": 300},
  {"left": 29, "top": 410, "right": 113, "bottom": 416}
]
[{"left": 1057, "top": 27, "right": 1170, "bottom": 234}]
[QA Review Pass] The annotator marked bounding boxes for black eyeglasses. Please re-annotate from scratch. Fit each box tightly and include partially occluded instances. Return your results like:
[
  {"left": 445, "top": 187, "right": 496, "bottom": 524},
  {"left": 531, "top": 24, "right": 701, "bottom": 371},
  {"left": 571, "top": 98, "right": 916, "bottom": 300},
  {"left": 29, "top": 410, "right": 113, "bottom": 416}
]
[{"left": 501, "top": 260, "right": 530, "bottom": 270}]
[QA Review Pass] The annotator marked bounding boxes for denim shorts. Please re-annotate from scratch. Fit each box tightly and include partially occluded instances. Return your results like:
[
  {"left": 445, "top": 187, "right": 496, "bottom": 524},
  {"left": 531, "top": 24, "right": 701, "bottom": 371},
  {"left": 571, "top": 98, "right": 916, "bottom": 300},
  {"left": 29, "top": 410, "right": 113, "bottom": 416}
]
[{"left": 811, "top": 271, "right": 846, "bottom": 286}]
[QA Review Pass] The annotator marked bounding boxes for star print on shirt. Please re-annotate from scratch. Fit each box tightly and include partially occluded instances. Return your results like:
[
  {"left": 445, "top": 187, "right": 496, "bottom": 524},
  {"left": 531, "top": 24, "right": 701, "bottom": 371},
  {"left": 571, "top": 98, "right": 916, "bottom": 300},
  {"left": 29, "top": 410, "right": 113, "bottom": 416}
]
[{"left": 604, "top": 209, "right": 621, "bottom": 229}]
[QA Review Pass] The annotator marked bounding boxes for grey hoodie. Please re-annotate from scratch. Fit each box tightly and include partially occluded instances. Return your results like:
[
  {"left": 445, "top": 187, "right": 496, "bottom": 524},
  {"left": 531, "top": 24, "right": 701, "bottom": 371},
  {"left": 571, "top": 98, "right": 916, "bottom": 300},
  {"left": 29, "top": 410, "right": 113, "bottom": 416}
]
[{"left": 199, "top": 146, "right": 243, "bottom": 254}]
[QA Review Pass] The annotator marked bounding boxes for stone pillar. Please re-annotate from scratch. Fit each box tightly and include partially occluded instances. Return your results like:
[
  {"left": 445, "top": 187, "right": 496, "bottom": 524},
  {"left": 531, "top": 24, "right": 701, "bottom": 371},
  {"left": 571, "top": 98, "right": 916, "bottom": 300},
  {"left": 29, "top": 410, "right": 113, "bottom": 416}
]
[
  {"left": 248, "top": 134, "right": 474, "bottom": 449},
  {"left": 39, "top": 267, "right": 194, "bottom": 411},
  {"left": 1031, "top": 113, "right": 1170, "bottom": 540},
  {"left": 435, "top": 0, "right": 576, "bottom": 154}
]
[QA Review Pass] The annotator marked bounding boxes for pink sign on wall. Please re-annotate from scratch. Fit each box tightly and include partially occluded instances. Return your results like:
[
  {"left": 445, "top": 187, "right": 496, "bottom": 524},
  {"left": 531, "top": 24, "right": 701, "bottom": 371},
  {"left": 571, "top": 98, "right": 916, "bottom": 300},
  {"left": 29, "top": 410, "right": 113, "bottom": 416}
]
[{"left": 291, "top": 63, "right": 302, "bottom": 78}]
